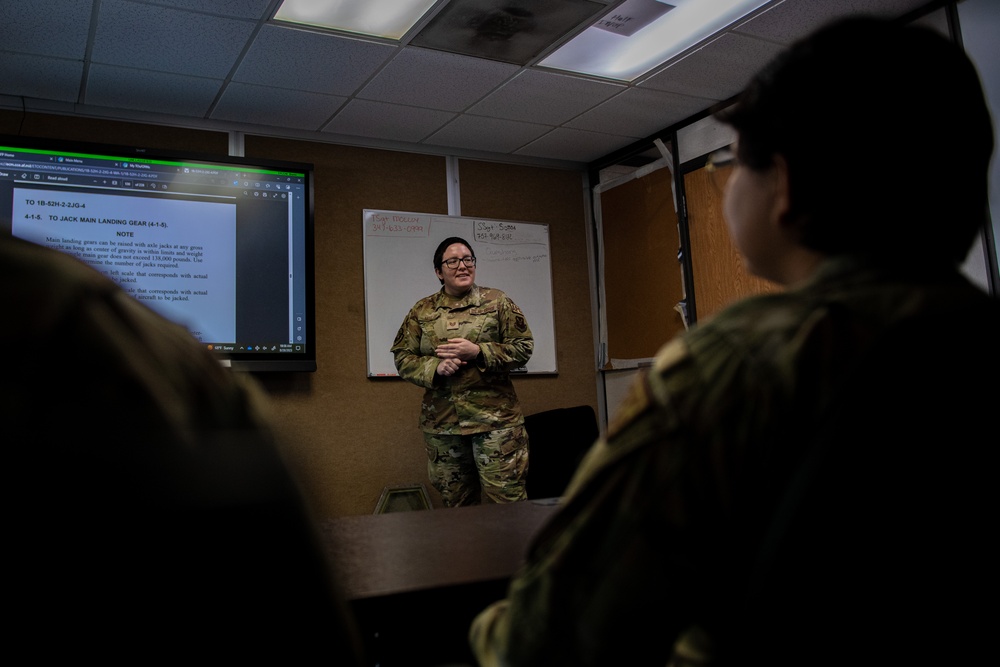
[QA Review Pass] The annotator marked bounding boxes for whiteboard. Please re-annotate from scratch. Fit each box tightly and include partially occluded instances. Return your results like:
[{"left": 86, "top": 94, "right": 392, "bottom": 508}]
[{"left": 363, "top": 209, "right": 556, "bottom": 377}]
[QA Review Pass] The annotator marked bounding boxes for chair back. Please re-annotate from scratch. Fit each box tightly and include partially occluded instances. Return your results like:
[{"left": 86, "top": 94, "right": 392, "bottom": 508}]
[{"left": 524, "top": 405, "right": 599, "bottom": 499}]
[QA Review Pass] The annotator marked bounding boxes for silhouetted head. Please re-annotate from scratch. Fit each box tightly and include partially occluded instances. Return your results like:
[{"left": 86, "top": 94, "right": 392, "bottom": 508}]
[{"left": 717, "top": 16, "right": 994, "bottom": 266}]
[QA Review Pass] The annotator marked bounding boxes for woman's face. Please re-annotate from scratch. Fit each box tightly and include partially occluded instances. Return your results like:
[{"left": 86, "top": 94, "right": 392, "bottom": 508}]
[{"left": 435, "top": 242, "right": 476, "bottom": 296}]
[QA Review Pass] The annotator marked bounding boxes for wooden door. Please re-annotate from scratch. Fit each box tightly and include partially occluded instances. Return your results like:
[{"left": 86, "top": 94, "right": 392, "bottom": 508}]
[{"left": 684, "top": 163, "right": 779, "bottom": 323}]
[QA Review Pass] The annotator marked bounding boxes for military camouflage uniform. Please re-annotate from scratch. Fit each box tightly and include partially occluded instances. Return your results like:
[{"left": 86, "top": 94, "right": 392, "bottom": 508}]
[
  {"left": 392, "top": 284, "right": 533, "bottom": 506},
  {"left": 469, "top": 256, "right": 1000, "bottom": 666}
]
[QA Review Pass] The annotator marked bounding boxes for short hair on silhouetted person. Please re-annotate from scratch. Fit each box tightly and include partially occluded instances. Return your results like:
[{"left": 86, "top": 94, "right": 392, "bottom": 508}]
[{"left": 717, "top": 16, "right": 994, "bottom": 265}]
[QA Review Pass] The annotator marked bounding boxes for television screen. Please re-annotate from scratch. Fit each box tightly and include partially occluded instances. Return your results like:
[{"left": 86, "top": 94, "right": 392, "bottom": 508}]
[{"left": 0, "top": 134, "right": 316, "bottom": 372}]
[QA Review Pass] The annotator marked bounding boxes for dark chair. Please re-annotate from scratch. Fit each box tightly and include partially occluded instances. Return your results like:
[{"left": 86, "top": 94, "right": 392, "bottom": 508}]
[{"left": 524, "top": 405, "right": 599, "bottom": 499}]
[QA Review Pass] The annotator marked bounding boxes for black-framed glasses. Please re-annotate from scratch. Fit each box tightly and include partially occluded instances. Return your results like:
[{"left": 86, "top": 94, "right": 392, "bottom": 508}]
[
  {"left": 705, "top": 145, "right": 736, "bottom": 193},
  {"left": 705, "top": 145, "right": 736, "bottom": 172},
  {"left": 442, "top": 256, "right": 476, "bottom": 269}
]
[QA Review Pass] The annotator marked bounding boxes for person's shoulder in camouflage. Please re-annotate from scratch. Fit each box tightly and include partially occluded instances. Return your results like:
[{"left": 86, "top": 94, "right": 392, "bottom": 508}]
[{"left": 470, "top": 15, "right": 997, "bottom": 666}]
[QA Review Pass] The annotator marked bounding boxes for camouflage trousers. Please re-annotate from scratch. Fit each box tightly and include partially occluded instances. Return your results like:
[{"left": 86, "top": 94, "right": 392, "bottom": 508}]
[{"left": 423, "top": 425, "right": 529, "bottom": 507}]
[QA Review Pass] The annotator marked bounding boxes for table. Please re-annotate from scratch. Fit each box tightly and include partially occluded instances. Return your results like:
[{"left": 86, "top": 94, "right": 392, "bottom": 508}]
[
  {"left": 321, "top": 497, "right": 560, "bottom": 599},
  {"left": 320, "top": 499, "right": 561, "bottom": 666}
]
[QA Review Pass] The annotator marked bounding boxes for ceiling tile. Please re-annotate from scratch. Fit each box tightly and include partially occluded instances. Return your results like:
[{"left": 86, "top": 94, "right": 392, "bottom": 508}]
[
  {"left": 567, "top": 86, "right": 709, "bottom": 138},
  {"left": 0, "top": 0, "right": 92, "bottom": 59},
  {"left": 0, "top": 54, "right": 83, "bottom": 103},
  {"left": 212, "top": 82, "right": 347, "bottom": 130},
  {"left": 734, "top": 0, "right": 931, "bottom": 43},
  {"left": 358, "top": 47, "right": 519, "bottom": 111},
  {"left": 234, "top": 24, "right": 397, "bottom": 96},
  {"left": 93, "top": 0, "right": 254, "bottom": 78},
  {"left": 148, "top": 0, "right": 272, "bottom": 20},
  {"left": 640, "top": 32, "right": 786, "bottom": 101},
  {"left": 515, "top": 127, "right": 637, "bottom": 163},
  {"left": 85, "top": 64, "right": 221, "bottom": 116},
  {"left": 323, "top": 99, "right": 455, "bottom": 143},
  {"left": 424, "top": 115, "right": 552, "bottom": 153},
  {"left": 468, "top": 69, "right": 623, "bottom": 125}
]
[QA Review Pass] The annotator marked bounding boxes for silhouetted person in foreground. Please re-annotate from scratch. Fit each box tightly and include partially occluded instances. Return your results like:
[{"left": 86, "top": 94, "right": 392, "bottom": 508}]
[
  {"left": 2, "top": 232, "right": 365, "bottom": 664},
  {"left": 471, "top": 16, "right": 998, "bottom": 666}
]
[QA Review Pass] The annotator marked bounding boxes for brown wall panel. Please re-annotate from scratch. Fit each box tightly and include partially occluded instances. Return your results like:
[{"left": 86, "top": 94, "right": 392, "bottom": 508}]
[{"left": 0, "top": 110, "right": 228, "bottom": 155}]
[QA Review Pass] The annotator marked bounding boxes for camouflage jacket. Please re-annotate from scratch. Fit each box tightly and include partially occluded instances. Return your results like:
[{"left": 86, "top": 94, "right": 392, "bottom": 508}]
[
  {"left": 391, "top": 284, "right": 533, "bottom": 434},
  {"left": 469, "top": 255, "right": 1000, "bottom": 666}
]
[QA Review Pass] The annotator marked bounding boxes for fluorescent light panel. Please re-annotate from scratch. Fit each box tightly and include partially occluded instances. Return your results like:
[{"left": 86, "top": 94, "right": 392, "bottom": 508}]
[
  {"left": 540, "top": 0, "right": 770, "bottom": 82},
  {"left": 273, "top": 0, "right": 439, "bottom": 40}
]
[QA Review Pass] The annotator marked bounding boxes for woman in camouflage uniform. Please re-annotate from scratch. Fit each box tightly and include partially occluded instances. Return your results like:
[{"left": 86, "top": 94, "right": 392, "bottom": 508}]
[{"left": 392, "top": 236, "right": 534, "bottom": 506}]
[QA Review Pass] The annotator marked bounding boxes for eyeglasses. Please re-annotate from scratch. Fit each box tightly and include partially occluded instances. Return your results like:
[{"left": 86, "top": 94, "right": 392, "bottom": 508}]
[
  {"left": 705, "top": 145, "right": 736, "bottom": 172},
  {"left": 442, "top": 256, "right": 476, "bottom": 269},
  {"left": 705, "top": 145, "right": 736, "bottom": 193}
]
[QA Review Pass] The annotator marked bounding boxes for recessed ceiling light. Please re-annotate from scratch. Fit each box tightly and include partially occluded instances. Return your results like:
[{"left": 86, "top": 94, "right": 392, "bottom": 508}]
[
  {"left": 273, "top": 0, "right": 440, "bottom": 40},
  {"left": 539, "top": 0, "right": 770, "bottom": 82}
]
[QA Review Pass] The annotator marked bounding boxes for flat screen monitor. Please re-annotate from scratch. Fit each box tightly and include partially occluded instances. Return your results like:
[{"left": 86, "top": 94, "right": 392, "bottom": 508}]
[{"left": 0, "top": 134, "right": 316, "bottom": 372}]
